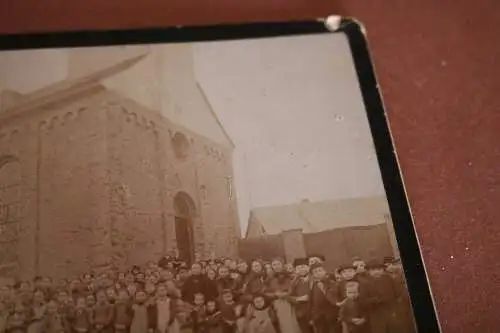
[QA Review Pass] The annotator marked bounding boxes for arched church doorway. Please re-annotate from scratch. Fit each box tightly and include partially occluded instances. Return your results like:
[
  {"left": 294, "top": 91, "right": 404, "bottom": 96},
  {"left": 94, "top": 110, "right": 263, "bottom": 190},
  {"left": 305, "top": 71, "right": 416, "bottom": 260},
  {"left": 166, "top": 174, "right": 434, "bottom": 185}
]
[{"left": 173, "top": 192, "right": 196, "bottom": 264}]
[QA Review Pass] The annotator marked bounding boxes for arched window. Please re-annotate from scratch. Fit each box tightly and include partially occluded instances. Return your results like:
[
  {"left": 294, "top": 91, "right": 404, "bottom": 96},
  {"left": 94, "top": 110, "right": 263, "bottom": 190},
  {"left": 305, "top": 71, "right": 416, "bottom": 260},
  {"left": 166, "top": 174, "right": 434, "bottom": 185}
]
[
  {"left": 171, "top": 132, "right": 190, "bottom": 159},
  {"left": 199, "top": 185, "right": 208, "bottom": 201}
]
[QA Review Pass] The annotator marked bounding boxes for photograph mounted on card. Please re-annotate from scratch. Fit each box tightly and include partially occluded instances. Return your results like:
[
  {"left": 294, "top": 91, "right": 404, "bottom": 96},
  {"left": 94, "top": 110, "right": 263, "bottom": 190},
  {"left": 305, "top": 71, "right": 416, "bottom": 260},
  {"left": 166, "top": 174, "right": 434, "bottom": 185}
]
[{"left": 0, "top": 17, "right": 440, "bottom": 333}]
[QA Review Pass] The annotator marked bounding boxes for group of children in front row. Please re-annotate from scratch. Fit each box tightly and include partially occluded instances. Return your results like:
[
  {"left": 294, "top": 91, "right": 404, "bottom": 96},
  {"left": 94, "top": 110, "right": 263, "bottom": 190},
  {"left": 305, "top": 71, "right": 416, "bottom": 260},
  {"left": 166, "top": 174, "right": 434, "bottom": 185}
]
[{"left": 0, "top": 254, "right": 416, "bottom": 333}]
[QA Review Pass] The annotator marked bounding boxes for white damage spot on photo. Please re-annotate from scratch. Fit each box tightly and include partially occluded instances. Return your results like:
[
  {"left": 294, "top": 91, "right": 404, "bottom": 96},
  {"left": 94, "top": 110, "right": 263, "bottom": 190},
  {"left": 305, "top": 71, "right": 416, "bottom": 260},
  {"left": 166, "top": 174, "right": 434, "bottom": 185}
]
[{"left": 324, "top": 15, "right": 342, "bottom": 32}]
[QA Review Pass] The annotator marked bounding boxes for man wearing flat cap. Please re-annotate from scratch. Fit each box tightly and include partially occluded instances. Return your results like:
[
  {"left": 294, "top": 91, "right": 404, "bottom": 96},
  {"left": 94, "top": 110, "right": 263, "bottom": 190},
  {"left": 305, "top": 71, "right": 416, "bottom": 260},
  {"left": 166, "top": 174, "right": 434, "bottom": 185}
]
[
  {"left": 363, "top": 259, "right": 398, "bottom": 333},
  {"left": 335, "top": 263, "right": 359, "bottom": 302},
  {"left": 290, "top": 258, "right": 313, "bottom": 333},
  {"left": 309, "top": 261, "right": 341, "bottom": 333},
  {"left": 307, "top": 254, "right": 326, "bottom": 267},
  {"left": 385, "top": 258, "right": 416, "bottom": 333}
]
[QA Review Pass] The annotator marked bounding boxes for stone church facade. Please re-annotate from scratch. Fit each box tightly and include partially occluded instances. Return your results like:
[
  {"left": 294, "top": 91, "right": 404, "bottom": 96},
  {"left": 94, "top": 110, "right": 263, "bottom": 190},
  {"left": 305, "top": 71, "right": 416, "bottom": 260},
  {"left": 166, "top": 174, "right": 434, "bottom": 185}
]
[{"left": 0, "top": 49, "right": 240, "bottom": 279}]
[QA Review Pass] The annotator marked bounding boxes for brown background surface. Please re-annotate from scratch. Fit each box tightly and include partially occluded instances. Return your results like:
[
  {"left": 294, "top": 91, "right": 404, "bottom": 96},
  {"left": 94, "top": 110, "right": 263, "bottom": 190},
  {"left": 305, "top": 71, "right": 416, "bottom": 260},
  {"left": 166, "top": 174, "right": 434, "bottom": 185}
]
[{"left": 0, "top": 1, "right": 499, "bottom": 332}]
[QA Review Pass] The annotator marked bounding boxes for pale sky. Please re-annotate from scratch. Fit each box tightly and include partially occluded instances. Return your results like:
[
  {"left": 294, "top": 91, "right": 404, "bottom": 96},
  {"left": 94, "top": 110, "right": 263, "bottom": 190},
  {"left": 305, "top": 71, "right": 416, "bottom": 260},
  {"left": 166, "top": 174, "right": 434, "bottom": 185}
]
[
  {"left": 0, "top": 34, "right": 385, "bottom": 233},
  {"left": 192, "top": 34, "right": 385, "bottom": 230}
]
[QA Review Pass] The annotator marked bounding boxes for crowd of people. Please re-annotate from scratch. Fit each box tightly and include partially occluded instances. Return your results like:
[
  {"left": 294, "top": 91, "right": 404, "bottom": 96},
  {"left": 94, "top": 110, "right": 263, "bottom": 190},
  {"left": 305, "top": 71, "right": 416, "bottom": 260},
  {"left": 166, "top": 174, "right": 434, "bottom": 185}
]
[{"left": 0, "top": 254, "right": 416, "bottom": 333}]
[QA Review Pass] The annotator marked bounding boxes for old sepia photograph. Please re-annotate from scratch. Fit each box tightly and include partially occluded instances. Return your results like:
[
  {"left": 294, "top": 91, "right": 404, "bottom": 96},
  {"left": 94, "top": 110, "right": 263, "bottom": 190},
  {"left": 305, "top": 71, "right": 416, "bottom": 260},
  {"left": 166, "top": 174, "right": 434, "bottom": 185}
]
[{"left": 0, "top": 32, "right": 416, "bottom": 333}]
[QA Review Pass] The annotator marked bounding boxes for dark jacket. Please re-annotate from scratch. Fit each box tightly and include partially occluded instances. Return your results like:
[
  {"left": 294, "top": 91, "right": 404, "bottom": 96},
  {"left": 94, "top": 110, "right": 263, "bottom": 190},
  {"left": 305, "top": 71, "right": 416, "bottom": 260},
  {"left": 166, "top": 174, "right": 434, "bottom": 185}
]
[
  {"left": 198, "top": 310, "right": 224, "bottom": 333},
  {"left": 361, "top": 274, "right": 397, "bottom": 312},
  {"left": 309, "top": 278, "right": 338, "bottom": 320},
  {"left": 182, "top": 274, "right": 211, "bottom": 302},
  {"left": 289, "top": 276, "right": 312, "bottom": 319},
  {"left": 112, "top": 302, "right": 134, "bottom": 328},
  {"left": 339, "top": 298, "right": 367, "bottom": 333}
]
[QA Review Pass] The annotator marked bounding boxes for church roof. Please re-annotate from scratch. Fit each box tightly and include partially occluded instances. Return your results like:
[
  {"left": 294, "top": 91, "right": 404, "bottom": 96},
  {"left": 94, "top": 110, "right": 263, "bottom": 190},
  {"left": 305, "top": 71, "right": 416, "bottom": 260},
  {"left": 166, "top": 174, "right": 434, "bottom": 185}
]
[
  {"left": 0, "top": 54, "right": 146, "bottom": 122},
  {"left": 0, "top": 45, "right": 234, "bottom": 149},
  {"left": 246, "top": 196, "right": 390, "bottom": 238}
]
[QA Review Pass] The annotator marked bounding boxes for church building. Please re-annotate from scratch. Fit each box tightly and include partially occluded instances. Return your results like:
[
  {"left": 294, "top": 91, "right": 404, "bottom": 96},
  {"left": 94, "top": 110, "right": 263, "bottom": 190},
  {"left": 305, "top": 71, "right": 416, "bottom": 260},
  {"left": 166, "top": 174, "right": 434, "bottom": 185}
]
[{"left": 0, "top": 44, "right": 240, "bottom": 279}]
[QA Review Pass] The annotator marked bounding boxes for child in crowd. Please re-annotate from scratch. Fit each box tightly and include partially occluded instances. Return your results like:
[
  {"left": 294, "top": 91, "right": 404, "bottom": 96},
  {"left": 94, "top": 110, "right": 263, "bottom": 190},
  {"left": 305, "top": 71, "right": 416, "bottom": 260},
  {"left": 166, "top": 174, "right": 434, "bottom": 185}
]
[
  {"left": 144, "top": 282, "right": 157, "bottom": 301},
  {"left": 335, "top": 264, "right": 359, "bottom": 302},
  {"left": 130, "top": 290, "right": 149, "bottom": 333},
  {"left": 42, "top": 300, "right": 67, "bottom": 333},
  {"left": 6, "top": 302, "right": 27, "bottom": 333},
  {"left": 27, "top": 289, "right": 46, "bottom": 333},
  {"left": 339, "top": 282, "right": 367, "bottom": 333},
  {"left": 246, "top": 294, "right": 279, "bottom": 333},
  {"left": 69, "top": 296, "right": 92, "bottom": 333},
  {"left": 219, "top": 290, "right": 242, "bottom": 333},
  {"left": 0, "top": 253, "right": 414, "bottom": 333},
  {"left": 93, "top": 289, "right": 113, "bottom": 333},
  {"left": 148, "top": 284, "right": 176, "bottom": 333},
  {"left": 198, "top": 300, "right": 223, "bottom": 333},
  {"left": 113, "top": 289, "right": 133, "bottom": 333},
  {"left": 105, "top": 288, "right": 117, "bottom": 305},
  {"left": 171, "top": 307, "right": 195, "bottom": 333},
  {"left": 85, "top": 294, "right": 96, "bottom": 310},
  {"left": 191, "top": 293, "right": 206, "bottom": 332}
]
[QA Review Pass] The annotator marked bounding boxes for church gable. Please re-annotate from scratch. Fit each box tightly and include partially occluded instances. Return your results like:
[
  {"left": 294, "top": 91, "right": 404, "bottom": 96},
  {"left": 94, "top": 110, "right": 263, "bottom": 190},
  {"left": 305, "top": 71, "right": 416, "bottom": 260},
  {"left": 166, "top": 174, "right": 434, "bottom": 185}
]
[{"left": 0, "top": 45, "right": 234, "bottom": 151}]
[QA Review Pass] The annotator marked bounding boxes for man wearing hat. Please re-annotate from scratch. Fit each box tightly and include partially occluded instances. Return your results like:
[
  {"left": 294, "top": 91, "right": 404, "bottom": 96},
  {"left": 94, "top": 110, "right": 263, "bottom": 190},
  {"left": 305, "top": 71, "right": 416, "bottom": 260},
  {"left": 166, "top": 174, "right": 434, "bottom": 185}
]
[
  {"left": 290, "top": 258, "right": 313, "bottom": 333},
  {"left": 335, "top": 263, "right": 359, "bottom": 302},
  {"left": 385, "top": 258, "right": 416, "bottom": 333},
  {"left": 307, "top": 254, "right": 326, "bottom": 267},
  {"left": 309, "top": 262, "right": 341, "bottom": 333},
  {"left": 351, "top": 257, "right": 365, "bottom": 272},
  {"left": 384, "top": 257, "right": 403, "bottom": 275},
  {"left": 352, "top": 257, "right": 370, "bottom": 286},
  {"left": 363, "top": 259, "right": 398, "bottom": 333}
]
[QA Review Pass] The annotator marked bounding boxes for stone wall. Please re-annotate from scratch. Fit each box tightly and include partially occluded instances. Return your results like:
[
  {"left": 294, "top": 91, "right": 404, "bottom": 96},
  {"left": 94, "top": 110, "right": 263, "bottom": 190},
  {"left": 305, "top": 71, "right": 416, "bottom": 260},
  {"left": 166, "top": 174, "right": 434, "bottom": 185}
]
[
  {"left": 0, "top": 107, "right": 45, "bottom": 280},
  {"left": 0, "top": 86, "right": 239, "bottom": 279},
  {"left": 38, "top": 95, "right": 110, "bottom": 278},
  {"left": 105, "top": 102, "right": 164, "bottom": 269}
]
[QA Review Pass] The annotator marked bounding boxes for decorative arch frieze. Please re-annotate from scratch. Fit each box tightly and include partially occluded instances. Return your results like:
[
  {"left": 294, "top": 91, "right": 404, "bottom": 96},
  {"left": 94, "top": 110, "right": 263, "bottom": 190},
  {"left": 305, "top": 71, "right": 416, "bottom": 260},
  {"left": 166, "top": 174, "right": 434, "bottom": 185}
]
[
  {"left": 39, "top": 106, "right": 88, "bottom": 133},
  {"left": 0, "top": 129, "right": 22, "bottom": 143}
]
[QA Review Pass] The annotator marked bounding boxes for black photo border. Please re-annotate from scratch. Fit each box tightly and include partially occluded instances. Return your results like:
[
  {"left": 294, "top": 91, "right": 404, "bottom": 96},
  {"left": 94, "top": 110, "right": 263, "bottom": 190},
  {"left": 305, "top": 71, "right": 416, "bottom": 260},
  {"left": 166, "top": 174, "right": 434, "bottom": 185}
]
[{"left": 0, "top": 19, "right": 441, "bottom": 333}]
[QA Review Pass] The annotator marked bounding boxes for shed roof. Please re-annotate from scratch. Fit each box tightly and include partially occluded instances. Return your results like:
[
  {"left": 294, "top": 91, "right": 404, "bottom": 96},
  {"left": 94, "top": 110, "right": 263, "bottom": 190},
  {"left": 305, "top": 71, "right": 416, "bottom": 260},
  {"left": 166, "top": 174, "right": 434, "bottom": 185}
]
[{"left": 247, "top": 196, "right": 390, "bottom": 237}]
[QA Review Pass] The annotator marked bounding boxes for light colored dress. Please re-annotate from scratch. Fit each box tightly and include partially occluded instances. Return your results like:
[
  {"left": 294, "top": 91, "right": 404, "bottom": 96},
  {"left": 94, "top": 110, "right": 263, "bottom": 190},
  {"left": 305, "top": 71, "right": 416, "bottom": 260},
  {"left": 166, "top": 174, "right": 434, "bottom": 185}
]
[
  {"left": 272, "top": 299, "right": 300, "bottom": 333},
  {"left": 267, "top": 274, "right": 301, "bottom": 333},
  {"left": 156, "top": 299, "right": 172, "bottom": 333},
  {"left": 247, "top": 309, "right": 277, "bottom": 333},
  {"left": 130, "top": 304, "right": 148, "bottom": 333},
  {"left": 27, "top": 305, "right": 46, "bottom": 333}
]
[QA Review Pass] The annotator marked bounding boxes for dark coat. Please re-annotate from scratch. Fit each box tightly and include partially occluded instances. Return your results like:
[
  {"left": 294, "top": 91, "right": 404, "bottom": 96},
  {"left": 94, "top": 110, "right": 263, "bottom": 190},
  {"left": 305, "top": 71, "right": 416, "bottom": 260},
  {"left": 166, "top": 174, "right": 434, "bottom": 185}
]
[
  {"left": 198, "top": 311, "right": 224, "bottom": 333},
  {"left": 289, "top": 276, "right": 312, "bottom": 319},
  {"left": 360, "top": 274, "right": 397, "bottom": 312},
  {"left": 309, "top": 278, "right": 338, "bottom": 321},
  {"left": 182, "top": 274, "right": 211, "bottom": 303},
  {"left": 112, "top": 303, "right": 134, "bottom": 329},
  {"left": 339, "top": 298, "right": 368, "bottom": 333},
  {"left": 68, "top": 308, "right": 93, "bottom": 332}
]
